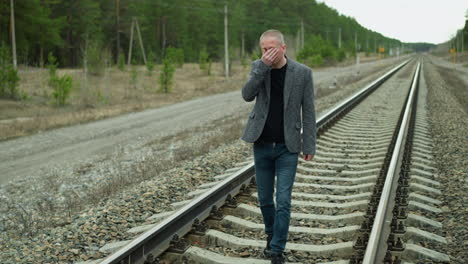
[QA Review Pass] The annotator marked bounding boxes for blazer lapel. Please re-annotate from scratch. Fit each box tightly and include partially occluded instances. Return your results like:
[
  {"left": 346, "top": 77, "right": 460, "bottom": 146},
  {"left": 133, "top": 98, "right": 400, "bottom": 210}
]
[{"left": 283, "top": 58, "right": 295, "bottom": 110}]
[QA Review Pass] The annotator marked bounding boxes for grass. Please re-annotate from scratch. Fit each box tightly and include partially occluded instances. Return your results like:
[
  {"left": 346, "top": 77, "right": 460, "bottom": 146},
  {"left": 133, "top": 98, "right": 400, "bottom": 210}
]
[{"left": 0, "top": 62, "right": 250, "bottom": 141}]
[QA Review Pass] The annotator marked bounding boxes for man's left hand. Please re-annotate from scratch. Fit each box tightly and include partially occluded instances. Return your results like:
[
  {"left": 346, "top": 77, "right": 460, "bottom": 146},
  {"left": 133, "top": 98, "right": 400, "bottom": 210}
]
[{"left": 302, "top": 154, "right": 314, "bottom": 161}]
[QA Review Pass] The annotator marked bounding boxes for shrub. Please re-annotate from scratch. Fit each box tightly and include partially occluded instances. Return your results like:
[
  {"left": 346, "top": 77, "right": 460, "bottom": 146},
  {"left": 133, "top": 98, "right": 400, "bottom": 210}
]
[
  {"left": 47, "top": 52, "right": 58, "bottom": 79},
  {"left": 297, "top": 34, "right": 341, "bottom": 66},
  {"left": 250, "top": 48, "right": 262, "bottom": 61},
  {"left": 0, "top": 67, "right": 20, "bottom": 99},
  {"left": 20, "top": 90, "right": 29, "bottom": 101},
  {"left": 298, "top": 53, "right": 324, "bottom": 67},
  {"left": 207, "top": 60, "right": 212, "bottom": 76},
  {"left": 159, "top": 56, "right": 175, "bottom": 93},
  {"left": 297, "top": 47, "right": 316, "bottom": 65},
  {"left": 321, "top": 45, "right": 336, "bottom": 60},
  {"left": 146, "top": 51, "right": 155, "bottom": 75},
  {"left": 51, "top": 74, "right": 73, "bottom": 106},
  {"left": 337, "top": 49, "right": 346, "bottom": 62},
  {"left": 86, "top": 40, "right": 106, "bottom": 76},
  {"left": 241, "top": 55, "right": 248, "bottom": 68},
  {"left": 117, "top": 52, "right": 126, "bottom": 71},
  {"left": 165, "top": 47, "right": 184, "bottom": 68},
  {"left": 199, "top": 48, "right": 211, "bottom": 75},
  {"left": 0, "top": 44, "right": 20, "bottom": 99},
  {"left": 308, "top": 54, "right": 324, "bottom": 67}
]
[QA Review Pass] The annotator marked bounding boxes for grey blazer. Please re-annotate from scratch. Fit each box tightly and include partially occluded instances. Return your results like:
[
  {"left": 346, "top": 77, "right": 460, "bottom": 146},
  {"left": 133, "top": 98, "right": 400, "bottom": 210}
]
[{"left": 241, "top": 57, "right": 316, "bottom": 155}]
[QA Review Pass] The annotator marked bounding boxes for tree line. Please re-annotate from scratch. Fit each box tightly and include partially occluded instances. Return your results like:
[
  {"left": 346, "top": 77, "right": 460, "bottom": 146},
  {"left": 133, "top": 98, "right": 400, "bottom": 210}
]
[
  {"left": 448, "top": 16, "right": 467, "bottom": 53},
  {"left": 1, "top": 0, "right": 405, "bottom": 68}
]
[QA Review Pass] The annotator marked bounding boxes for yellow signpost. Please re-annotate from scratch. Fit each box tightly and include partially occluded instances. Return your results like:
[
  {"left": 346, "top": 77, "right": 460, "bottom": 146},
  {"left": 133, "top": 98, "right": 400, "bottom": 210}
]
[
  {"left": 378, "top": 47, "right": 385, "bottom": 62},
  {"left": 450, "top": 48, "right": 456, "bottom": 63}
]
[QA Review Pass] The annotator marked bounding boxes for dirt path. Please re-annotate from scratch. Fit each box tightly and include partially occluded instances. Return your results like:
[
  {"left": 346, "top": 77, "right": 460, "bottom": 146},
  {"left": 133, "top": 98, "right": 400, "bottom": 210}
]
[{"left": 0, "top": 92, "right": 245, "bottom": 184}]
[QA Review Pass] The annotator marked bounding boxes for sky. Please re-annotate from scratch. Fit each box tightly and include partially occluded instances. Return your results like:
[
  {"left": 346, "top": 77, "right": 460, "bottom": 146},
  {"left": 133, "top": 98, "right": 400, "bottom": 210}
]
[{"left": 317, "top": 0, "right": 467, "bottom": 44}]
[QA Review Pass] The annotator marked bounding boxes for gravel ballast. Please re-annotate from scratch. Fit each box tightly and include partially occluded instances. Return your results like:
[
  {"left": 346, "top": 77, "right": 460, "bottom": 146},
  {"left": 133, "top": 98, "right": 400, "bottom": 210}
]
[
  {"left": 422, "top": 56, "right": 467, "bottom": 264},
  {"left": 0, "top": 57, "right": 410, "bottom": 263}
]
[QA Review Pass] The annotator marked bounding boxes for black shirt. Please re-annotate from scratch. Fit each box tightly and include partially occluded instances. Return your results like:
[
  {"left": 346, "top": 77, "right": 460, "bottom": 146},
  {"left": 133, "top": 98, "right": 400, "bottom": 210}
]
[{"left": 258, "top": 63, "right": 287, "bottom": 143}]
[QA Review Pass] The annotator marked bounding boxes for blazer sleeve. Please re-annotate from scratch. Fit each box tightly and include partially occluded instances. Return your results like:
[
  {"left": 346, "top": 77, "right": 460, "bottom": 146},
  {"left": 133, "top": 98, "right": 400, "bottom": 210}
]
[
  {"left": 301, "top": 68, "right": 317, "bottom": 155},
  {"left": 242, "top": 60, "right": 270, "bottom": 102}
]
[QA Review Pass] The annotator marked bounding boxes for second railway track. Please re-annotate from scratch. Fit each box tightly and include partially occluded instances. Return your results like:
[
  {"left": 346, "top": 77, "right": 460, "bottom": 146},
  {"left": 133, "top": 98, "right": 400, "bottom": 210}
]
[{"left": 80, "top": 58, "right": 450, "bottom": 264}]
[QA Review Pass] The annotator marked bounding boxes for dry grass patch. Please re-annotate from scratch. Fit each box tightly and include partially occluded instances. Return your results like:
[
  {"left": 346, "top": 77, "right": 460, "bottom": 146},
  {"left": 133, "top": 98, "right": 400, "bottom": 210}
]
[
  {"left": 1, "top": 63, "right": 250, "bottom": 141},
  {"left": 2, "top": 55, "right": 396, "bottom": 141}
]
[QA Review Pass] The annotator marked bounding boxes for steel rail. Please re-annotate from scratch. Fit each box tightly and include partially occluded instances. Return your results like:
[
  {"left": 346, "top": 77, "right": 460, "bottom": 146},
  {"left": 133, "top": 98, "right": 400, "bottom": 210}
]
[
  {"left": 100, "top": 59, "right": 411, "bottom": 264},
  {"left": 315, "top": 60, "right": 409, "bottom": 128},
  {"left": 362, "top": 61, "right": 421, "bottom": 263}
]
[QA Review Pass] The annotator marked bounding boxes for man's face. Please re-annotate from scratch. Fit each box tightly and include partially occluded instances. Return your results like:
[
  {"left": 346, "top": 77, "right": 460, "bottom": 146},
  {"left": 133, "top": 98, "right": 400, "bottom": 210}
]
[{"left": 260, "top": 36, "right": 286, "bottom": 64}]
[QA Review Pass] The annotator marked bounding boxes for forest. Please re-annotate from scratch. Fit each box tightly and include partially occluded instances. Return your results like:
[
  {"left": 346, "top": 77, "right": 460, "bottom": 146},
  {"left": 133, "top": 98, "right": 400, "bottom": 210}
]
[{"left": 0, "top": 0, "right": 406, "bottom": 68}]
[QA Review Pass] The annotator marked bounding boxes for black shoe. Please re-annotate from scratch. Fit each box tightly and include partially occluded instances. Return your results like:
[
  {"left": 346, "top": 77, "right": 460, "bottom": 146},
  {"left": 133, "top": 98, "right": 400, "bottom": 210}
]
[
  {"left": 263, "top": 234, "right": 273, "bottom": 258},
  {"left": 270, "top": 253, "right": 285, "bottom": 264}
]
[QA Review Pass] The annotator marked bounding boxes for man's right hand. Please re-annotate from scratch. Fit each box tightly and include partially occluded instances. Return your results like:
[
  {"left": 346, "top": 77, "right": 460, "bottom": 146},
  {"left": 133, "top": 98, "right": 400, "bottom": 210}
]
[
  {"left": 302, "top": 154, "right": 314, "bottom": 161},
  {"left": 261, "top": 48, "right": 278, "bottom": 67}
]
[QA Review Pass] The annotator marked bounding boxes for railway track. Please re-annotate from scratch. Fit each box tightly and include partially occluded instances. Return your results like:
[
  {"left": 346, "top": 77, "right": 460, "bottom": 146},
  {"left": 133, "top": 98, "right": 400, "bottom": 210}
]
[{"left": 79, "top": 59, "right": 450, "bottom": 264}]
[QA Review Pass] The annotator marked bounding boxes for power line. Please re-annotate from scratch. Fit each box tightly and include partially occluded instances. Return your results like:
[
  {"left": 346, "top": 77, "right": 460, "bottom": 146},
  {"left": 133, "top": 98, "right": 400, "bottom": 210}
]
[
  {"left": 149, "top": 2, "right": 223, "bottom": 13},
  {"left": 147, "top": 2, "right": 311, "bottom": 27},
  {"left": 141, "top": 1, "right": 391, "bottom": 43}
]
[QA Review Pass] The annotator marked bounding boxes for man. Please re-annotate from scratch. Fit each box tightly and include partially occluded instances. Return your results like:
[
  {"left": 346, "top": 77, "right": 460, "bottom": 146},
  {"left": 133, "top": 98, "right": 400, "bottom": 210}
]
[{"left": 241, "top": 29, "right": 316, "bottom": 264}]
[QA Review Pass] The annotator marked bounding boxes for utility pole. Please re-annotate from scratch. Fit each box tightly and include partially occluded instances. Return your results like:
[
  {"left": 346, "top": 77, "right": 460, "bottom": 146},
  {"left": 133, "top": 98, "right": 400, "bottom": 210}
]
[
  {"left": 459, "top": 30, "right": 463, "bottom": 53},
  {"left": 116, "top": 0, "right": 120, "bottom": 62},
  {"left": 135, "top": 18, "right": 147, "bottom": 65},
  {"left": 224, "top": 2, "right": 229, "bottom": 78},
  {"left": 127, "top": 17, "right": 147, "bottom": 65},
  {"left": 355, "top": 32, "right": 359, "bottom": 65},
  {"left": 462, "top": 28, "right": 464, "bottom": 53},
  {"left": 127, "top": 18, "right": 134, "bottom": 65},
  {"left": 10, "top": 0, "right": 17, "bottom": 69},
  {"left": 161, "top": 17, "right": 166, "bottom": 59},
  {"left": 366, "top": 33, "right": 369, "bottom": 51},
  {"left": 338, "top": 28, "right": 341, "bottom": 49},
  {"left": 301, "top": 19, "right": 305, "bottom": 49},
  {"left": 354, "top": 32, "right": 357, "bottom": 52},
  {"left": 464, "top": 11, "right": 467, "bottom": 52},
  {"left": 456, "top": 31, "right": 460, "bottom": 62},
  {"left": 374, "top": 37, "right": 377, "bottom": 53},
  {"left": 241, "top": 31, "right": 245, "bottom": 58}
]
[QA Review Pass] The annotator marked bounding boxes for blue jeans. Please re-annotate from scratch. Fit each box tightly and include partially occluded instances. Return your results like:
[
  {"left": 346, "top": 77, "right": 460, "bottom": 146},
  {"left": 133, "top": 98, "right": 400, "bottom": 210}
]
[{"left": 253, "top": 142, "right": 299, "bottom": 254}]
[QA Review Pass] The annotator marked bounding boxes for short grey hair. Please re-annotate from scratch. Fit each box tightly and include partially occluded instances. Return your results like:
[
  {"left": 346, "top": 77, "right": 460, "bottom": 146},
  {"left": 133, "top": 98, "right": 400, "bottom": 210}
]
[{"left": 260, "top": 29, "right": 285, "bottom": 45}]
